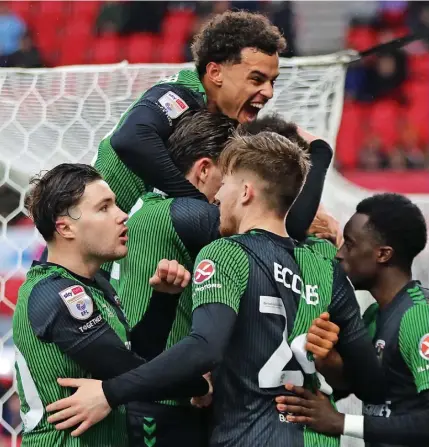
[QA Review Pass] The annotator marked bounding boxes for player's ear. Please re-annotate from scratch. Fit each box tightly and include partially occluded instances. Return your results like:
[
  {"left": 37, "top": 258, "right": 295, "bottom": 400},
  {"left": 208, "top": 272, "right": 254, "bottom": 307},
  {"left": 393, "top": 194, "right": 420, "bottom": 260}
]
[
  {"left": 206, "top": 62, "right": 223, "bottom": 87},
  {"left": 377, "top": 245, "right": 394, "bottom": 264},
  {"left": 55, "top": 216, "right": 75, "bottom": 240},
  {"left": 195, "top": 158, "right": 214, "bottom": 184},
  {"left": 241, "top": 182, "right": 254, "bottom": 206}
]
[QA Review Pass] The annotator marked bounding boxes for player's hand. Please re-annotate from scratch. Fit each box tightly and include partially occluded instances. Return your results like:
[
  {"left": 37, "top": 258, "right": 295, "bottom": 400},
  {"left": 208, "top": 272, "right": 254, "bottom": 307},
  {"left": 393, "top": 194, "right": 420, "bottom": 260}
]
[
  {"left": 46, "top": 378, "right": 111, "bottom": 436},
  {"left": 275, "top": 384, "right": 345, "bottom": 435},
  {"left": 191, "top": 372, "right": 213, "bottom": 408},
  {"left": 308, "top": 205, "right": 343, "bottom": 248},
  {"left": 306, "top": 312, "right": 339, "bottom": 359},
  {"left": 149, "top": 259, "right": 191, "bottom": 294}
]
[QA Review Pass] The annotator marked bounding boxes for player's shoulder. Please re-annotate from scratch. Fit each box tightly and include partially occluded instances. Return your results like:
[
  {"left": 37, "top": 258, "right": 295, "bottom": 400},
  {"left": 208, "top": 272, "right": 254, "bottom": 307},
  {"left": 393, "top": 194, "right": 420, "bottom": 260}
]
[
  {"left": 27, "top": 265, "right": 94, "bottom": 318},
  {"left": 197, "top": 236, "right": 246, "bottom": 261},
  {"left": 171, "top": 196, "right": 217, "bottom": 221},
  {"left": 136, "top": 69, "right": 205, "bottom": 112},
  {"left": 400, "top": 283, "right": 429, "bottom": 327}
]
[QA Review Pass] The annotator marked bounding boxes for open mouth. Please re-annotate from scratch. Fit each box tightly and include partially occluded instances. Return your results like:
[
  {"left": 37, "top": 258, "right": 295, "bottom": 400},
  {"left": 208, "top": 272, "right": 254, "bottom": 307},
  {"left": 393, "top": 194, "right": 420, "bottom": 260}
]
[
  {"left": 242, "top": 100, "right": 265, "bottom": 121},
  {"left": 119, "top": 227, "right": 128, "bottom": 243}
]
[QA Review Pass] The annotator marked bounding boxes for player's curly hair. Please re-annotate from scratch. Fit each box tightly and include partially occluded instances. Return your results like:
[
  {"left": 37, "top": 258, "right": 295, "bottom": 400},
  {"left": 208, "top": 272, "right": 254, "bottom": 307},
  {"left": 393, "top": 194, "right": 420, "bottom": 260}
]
[
  {"left": 191, "top": 10, "right": 286, "bottom": 77},
  {"left": 25, "top": 164, "right": 102, "bottom": 241},
  {"left": 168, "top": 110, "right": 237, "bottom": 174},
  {"left": 236, "top": 114, "right": 310, "bottom": 152},
  {"left": 356, "top": 193, "right": 427, "bottom": 270}
]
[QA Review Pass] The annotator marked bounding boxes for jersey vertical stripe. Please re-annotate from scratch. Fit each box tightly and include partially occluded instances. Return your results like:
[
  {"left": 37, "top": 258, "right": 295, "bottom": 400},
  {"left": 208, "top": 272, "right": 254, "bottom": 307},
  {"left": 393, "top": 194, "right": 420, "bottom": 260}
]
[{"left": 13, "top": 266, "right": 128, "bottom": 447}]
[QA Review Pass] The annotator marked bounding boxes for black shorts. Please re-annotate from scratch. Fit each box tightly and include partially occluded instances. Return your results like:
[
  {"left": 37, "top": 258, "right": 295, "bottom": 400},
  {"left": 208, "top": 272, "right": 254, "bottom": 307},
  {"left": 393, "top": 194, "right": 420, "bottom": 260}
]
[{"left": 127, "top": 401, "right": 211, "bottom": 447}]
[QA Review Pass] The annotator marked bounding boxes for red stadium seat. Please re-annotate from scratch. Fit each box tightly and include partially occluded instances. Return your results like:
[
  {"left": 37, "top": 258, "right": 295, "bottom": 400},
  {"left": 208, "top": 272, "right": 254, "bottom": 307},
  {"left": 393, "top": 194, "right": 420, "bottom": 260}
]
[
  {"left": 335, "top": 100, "right": 366, "bottom": 169},
  {"left": 404, "top": 81, "right": 429, "bottom": 144},
  {"left": 161, "top": 9, "right": 195, "bottom": 43},
  {"left": 8, "top": 1, "right": 34, "bottom": 25},
  {"left": 368, "top": 100, "right": 401, "bottom": 150},
  {"left": 408, "top": 54, "right": 429, "bottom": 81},
  {"left": 58, "top": 33, "right": 93, "bottom": 66},
  {"left": 69, "top": 0, "right": 99, "bottom": 24},
  {"left": 34, "top": 27, "right": 60, "bottom": 64},
  {"left": 37, "top": 0, "right": 68, "bottom": 26},
  {"left": 159, "top": 38, "right": 185, "bottom": 63},
  {"left": 346, "top": 26, "right": 377, "bottom": 52},
  {"left": 125, "top": 33, "right": 157, "bottom": 64},
  {"left": 91, "top": 36, "right": 122, "bottom": 65}
]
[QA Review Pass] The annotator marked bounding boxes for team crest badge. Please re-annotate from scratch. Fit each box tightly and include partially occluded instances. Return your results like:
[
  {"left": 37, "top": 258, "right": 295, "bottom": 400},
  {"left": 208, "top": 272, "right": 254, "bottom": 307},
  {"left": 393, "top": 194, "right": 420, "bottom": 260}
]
[
  {"left": 193, "top": 260, "right": 215, "bottom": 284},
  {"left": 59, "top": 285, "right": 94, "bottom": 320},
  {"left": 419, "top": 334, "right": 429, "bottom": 360}
]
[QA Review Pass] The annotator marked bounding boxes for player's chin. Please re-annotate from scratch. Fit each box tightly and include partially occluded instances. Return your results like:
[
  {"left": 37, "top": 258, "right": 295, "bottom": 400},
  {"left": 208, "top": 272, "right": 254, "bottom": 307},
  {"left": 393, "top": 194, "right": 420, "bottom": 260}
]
[{"left": 104, "top": 244, "right": 128, "bottom": 261}]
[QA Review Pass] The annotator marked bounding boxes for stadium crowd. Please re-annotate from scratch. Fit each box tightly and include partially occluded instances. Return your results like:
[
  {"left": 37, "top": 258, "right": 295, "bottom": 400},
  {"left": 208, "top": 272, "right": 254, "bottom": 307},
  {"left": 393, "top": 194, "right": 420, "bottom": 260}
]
[{"left": 1, "top": 3, "right": 429, "bottom": 447}]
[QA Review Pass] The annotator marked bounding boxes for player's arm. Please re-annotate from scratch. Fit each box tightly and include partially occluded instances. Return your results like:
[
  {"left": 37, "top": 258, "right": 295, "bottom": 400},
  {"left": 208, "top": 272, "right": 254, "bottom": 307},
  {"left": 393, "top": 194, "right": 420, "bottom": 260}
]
[
  {"left": 276, "top": 384, "right": 429, "bottom": 444},
  {"left": 29, "top": 277, "right": 206, "bottom": 400},
  {"left": 171, "top": 198, "right": 221, "bottom": 259},
  {"left": 100, "top": 239, "right": 249, "bottom": 408},
  {"left": 110, "top": 84, "right": 205, "bottom": 199},
  {"left": 326, "top": 263, "right": 386, "bottom": 403},
  {"left": 286, "top": 137, "right": 333, "bottom": 241}
]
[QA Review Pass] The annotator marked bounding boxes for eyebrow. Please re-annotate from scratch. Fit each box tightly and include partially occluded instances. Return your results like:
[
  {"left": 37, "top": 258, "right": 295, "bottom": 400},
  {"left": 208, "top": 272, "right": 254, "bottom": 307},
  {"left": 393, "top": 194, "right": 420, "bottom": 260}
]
[
  {"left": 94, "top": 196, "right": 115, "bottom": 208},
  {"left": 249, "top": 70, "right": 279, "bottom": 81}
]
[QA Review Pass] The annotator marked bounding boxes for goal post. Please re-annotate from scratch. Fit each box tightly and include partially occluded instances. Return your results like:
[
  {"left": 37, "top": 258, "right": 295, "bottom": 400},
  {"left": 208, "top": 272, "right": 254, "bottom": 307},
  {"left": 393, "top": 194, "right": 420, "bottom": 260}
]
[{"left": 0, "top": 51, "right": 415, "bottom": 447}]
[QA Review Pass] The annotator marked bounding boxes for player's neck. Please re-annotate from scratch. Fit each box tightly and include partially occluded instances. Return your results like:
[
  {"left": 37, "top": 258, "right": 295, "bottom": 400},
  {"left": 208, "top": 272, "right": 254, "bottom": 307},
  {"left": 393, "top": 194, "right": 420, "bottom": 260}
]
[
  {"left": 238, "top": 208, "right": 288, "bottom": 237},
  {"left": 47, "top": 245, "right": 101, "bottom": 279},
  {"left": 371, "top": 268, "right": 412, "bottom": 309}
]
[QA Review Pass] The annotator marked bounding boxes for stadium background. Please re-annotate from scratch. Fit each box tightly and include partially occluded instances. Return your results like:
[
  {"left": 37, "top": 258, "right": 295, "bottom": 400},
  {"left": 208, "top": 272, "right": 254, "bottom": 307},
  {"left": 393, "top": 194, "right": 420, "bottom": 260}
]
[{"left": 0, "top": 1, "right": 428, "bottom": 446}]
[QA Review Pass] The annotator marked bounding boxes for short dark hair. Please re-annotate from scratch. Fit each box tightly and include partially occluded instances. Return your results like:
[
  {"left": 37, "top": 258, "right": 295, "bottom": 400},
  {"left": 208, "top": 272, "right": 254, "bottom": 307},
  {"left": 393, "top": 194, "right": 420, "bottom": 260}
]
[
  {"left": 356, "top": 193, "right": 427, "bottom": 270},
  {"left": 167, "top": 110, "right": 237, "bottom": 174},
  {"left": 219, "top": 131, "right": 310, "bottom": 215},
  {"left": 237, "top": 114, "right": 310, "bottom": 152},
  {"left": 25, "top": 164, "right": 102, "bottom": 241},
  {"left": 191, "top": 10, "right": 286, "bottom": 77}
]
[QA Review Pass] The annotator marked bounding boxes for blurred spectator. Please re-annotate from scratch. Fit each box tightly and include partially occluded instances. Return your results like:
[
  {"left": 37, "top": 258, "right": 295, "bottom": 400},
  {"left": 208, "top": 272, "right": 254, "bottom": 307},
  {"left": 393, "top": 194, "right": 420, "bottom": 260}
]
[
  {"left": 95, "top": 0, "right": 129, "bottom": 35},
  {"left": 0, "top": 3, "right": 26, "bottom": 57},
  {"left": 388, "top": 148, "right": 408, "bottom": 169},
  {"left": 126, "top": 1, "right": 167, "bottom": 34},
  {"left": 358, "top": 135, "right": 386, "bottom": 170},
  {"left": 362, "top": 49, "right": 407, "bottom": 102},
  {"left": 398, "top": 124, "right": 427, "bottom": 169},
  {"left": 2, "top": 33, "right": 43, "bottom": 68},
  {"left": 269, "top": 1, "right": 296, "bottom": 57}
]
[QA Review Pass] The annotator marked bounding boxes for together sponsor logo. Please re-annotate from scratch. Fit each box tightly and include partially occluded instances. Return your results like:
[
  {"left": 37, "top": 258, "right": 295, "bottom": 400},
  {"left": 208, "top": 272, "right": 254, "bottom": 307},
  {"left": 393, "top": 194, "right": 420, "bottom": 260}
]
[{"left": 78, "top": 314, "right": 103, "bottom": 333}]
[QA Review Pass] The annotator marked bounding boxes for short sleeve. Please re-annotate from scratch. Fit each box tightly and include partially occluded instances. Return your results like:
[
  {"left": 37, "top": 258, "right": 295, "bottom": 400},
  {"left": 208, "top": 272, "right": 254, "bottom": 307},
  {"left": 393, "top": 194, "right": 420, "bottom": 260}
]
[
  {"left": 399, "top": 305, "right": 429, "bottom": 393},
  {"left": 28, "top": 277, "right": 109, "bottom": 354},
  {"left": 192, "top": 239, "right": 249, "bottom": 314}
]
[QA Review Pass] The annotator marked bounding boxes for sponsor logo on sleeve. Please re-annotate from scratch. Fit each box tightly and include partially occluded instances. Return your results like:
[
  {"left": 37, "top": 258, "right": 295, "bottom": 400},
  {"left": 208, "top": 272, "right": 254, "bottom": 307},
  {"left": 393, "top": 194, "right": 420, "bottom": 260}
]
[
  {"left": 59, "top": 285, "right": 94, "bottom": 320},
  {"left": 193, "top": 260, "right": 215, "bottom": 285},
  {"left": 419, "top": 334, "right": 429, "bottom": 360},
  {"left": 158, "top": 91, "right": 189, "bottom": 119}
]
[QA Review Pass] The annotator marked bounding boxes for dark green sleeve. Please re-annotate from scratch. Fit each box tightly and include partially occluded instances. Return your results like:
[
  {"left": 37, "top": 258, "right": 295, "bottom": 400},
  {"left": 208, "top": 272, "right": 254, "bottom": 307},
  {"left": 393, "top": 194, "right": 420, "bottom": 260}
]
[
  {"left": 399, "top": 304, "right": 429, "bottom": 393},
  {"left": 362, "top": 302, "right": 379, "bottom": 341},
  {"left": 192, "top": 239, "right": 249, "bottom": 314}
]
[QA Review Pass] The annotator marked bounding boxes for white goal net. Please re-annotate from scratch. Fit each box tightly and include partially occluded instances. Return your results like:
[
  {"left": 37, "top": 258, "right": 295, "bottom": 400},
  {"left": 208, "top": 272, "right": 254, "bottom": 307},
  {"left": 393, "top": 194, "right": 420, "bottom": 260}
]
[{"left": 0, "top": 54, "right": 425, "bottom": 447}]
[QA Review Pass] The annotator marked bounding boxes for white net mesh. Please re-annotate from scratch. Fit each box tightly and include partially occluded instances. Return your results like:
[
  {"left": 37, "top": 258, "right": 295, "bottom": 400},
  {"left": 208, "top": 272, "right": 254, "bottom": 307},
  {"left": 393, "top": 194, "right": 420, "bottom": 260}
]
[{"left": 0, "top": 54, "right": 416, "bottom": 447}]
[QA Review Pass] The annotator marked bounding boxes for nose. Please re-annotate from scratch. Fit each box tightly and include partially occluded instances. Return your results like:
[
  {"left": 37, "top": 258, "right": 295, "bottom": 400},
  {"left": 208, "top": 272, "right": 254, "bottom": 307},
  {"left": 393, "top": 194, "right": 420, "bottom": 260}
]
[
  {"left": 261, "top": 81, "right": 274, "bottom": 100},
  {"left": 335, "top": 245, "right": 345, "bottom": 262},
  {"left": 117, "top": 208, "right": 128, "bottom": 224}
]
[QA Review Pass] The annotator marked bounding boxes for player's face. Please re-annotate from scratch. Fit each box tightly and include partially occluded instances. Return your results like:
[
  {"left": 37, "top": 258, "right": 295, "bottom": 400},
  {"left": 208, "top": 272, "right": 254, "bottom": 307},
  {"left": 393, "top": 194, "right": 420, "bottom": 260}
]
[
  {"left": 72, "top": 180, "right": 129, "bottom": 262},
  {"left": 215, "top": 173, "right": 243, "bottom": 236},
  {"left": 336, "top": 213, "right": 379, "bottom": 290},
  {"left": 216, "top": 48, "right": 279, "bottom": 123}
]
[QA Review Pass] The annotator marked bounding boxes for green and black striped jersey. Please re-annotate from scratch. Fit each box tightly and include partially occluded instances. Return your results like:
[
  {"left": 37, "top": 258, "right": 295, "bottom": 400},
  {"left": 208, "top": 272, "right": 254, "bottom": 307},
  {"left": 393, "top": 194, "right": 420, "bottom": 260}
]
[
  {"left": 362, "top": 281, "right": 429, "bottom": 447},
  {"left": 192, "top": 230, "right": 366, "bottom": 447},
  {"left": 94, "top": 69, "right": 207, "bottom": 215},
  {"left": 13, "top": 263, "right": 128, "bottom": 447},
  {"left": 111, "top": 192, "right": 219, "bottom": 406}
]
